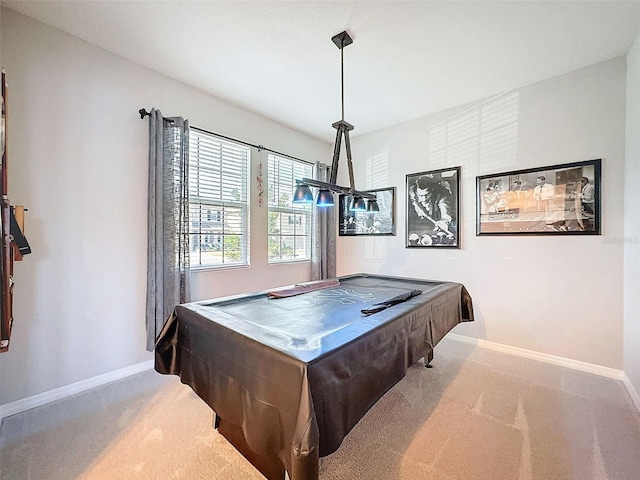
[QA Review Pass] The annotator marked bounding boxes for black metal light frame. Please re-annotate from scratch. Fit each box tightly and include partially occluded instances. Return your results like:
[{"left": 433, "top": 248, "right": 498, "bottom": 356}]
[{"left": 294, "top": 31, "right": 378, "bottom": 210}]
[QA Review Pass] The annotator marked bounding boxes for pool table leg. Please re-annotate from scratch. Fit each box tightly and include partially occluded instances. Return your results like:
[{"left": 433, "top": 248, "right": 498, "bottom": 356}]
[{"left": 425, "top": 349, "right": 434, "bottom": 368}]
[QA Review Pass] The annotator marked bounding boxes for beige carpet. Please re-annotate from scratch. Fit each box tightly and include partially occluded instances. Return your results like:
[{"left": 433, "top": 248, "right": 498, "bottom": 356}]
[{"left": 2, "top": 338, "right": 640, "bottom": 480}]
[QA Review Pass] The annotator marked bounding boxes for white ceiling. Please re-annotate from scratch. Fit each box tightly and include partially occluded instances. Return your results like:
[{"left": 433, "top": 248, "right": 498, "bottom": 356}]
[{"left": 4, "top": 1, "right": 640, "bottom": 142}]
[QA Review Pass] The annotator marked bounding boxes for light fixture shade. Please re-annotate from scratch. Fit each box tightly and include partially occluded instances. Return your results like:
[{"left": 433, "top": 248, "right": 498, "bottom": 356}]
[
  {"left": 349, "top": 196, "right": 366, "bottom": 211},
  {"left": 316, "top": 189, "right": 334, "bottom": 207},
  {"left": 366, "top": 199, "right": 379, "bottom": 212},
  {"left": 292, "top": 184, "right": 313, "bottom": 203}
]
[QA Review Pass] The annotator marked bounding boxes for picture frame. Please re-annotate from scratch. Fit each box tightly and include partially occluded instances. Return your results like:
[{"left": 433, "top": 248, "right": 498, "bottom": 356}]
[
  {"left": 406, "top": 167, "right": 460, "bottom": 248},
  {"left": 338, "top": 187, "right": 396, "bottom": 236},
  {"left": 476, "top": 158, "right": 601, "bottom": 235}
]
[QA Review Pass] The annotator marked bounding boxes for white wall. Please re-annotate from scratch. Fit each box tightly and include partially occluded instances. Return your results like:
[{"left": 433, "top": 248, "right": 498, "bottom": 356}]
[
  {"left": 0, "top": 9, "right": 328, "bottom": 406},
  {"left": 625, "top": 32, "right": 640, "bottom": 402},
  {"left": 0, "top": 6, "right": 633, "bottom": 411},
  {"left": 338, "top": 58, "right": 627, "bottom": 369}
]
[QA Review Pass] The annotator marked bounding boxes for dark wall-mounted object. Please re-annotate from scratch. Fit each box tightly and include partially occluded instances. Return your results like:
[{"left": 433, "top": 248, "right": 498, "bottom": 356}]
[
  {"left": 1, "top": 68, "right": 31, "bottom": 352},
  {"left": 11, "top": 207, "right": 31, "bottom": 257},
  {"left": 406, "top": 167, "right": 461, "bottom": 248},
  {"left": 476, "top": 158, "right": 601, "bottom": 236},
  {"left": 338, "top": 187, "right": 396, "bottom": 236}
]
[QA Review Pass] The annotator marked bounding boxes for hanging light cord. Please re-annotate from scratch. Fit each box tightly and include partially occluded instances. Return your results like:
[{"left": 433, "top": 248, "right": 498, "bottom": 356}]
[
  {"left": 341, "top": 38, "right": 345, "bottom": 122},
  {"left": 291, "top": 30, "right": 378, "bottom": 206}
]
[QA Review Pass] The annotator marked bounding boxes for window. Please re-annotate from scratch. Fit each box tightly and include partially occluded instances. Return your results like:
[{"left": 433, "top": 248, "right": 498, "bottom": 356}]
[
  {"left": 267, "top": 154, "right": 312, "bottom": 262},
  {"left": 189, "top": 128, "right": 250, "bottom": 268}
]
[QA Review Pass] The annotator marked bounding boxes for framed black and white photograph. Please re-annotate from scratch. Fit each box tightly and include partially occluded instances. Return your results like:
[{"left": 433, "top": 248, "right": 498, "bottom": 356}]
[
  {"left": 476, "top": 158, "right": 601, "bottom": 235},
  {"left": 406, "top": 167, "right": 460, "bottom": 248},
  {"left": 338, "top": 187, "right": 396, "bottom": 236}
]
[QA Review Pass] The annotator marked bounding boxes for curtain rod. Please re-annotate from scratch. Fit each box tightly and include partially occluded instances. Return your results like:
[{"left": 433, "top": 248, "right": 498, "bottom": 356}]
[{"left": 139, "top": 108, "right": 313, "bottom": 165}]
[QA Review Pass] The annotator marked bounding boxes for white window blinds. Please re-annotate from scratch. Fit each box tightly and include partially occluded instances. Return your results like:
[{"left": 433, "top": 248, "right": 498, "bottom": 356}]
[
  {"left": 267, "top": 154, "right": 312, "bottom": 262},
  {"left": 189, "top": 128, "right": 250, "bottom": 268}
]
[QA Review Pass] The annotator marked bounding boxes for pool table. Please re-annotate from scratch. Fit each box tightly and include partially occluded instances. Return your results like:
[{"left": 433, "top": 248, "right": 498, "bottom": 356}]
[{"left": 155, "top": 273, "right": 474, "bottom": 480}]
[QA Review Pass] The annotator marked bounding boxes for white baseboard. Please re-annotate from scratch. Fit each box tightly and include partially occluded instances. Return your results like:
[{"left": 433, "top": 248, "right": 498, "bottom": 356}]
[
  {"left": 0, "top": 359, "right": 154, "bottom": 421},
  {"left": 622, "top": 373, "right": 640, "bottom": 414},
  {"left": 4, "top": 337, "right": 640, "bottom": 421},
  {"left": 446, "top": 332, "right": 640, "bottom": 413},
  {"left": 447, "top": 333, "right": 624, "bottom": 380},
  {"left": 446, "top": 333, "right": 640, "bottom": 415}
]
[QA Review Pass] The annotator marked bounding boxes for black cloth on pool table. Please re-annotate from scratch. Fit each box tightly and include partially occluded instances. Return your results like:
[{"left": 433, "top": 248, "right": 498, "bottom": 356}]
[{"left": 155, "top": 273, "right": 474, "bottom": 480}]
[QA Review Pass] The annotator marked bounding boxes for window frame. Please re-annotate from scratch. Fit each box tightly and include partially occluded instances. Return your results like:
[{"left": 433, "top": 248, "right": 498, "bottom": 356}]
[
  {"left": 267, "top": 153, "right": 313, "bottom": 263},
  {"left": 188, "top": 127, "right": 250, "bottom": 270}
]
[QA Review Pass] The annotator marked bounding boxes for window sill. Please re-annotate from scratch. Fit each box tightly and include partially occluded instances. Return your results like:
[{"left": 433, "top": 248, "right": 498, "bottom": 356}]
[
  {"left": 191, "top": 263, "right": 249, "bottom": 273},
  {"left": 268, "top": 258, "right": 311, "bottom": 265}
]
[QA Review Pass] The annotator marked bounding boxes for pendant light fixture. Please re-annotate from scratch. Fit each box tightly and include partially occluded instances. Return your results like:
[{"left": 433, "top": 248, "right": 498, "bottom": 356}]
[{"left": 292, "top": 31, "right": 379, "bottom": 212}]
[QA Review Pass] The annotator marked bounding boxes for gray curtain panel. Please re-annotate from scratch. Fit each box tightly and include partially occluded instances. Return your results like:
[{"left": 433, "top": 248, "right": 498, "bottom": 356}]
[
  {"left": 145, "top": 109, "right": 191, "bottom": 351},
  {"left": 310, "top": 162, "right": 336, "bottom": 280}
]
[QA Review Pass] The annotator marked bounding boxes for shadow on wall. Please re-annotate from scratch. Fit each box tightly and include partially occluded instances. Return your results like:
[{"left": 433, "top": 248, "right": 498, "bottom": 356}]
[
  {"left": 429, "top": 91, "right": 520, "bottom": 176},
  {"left": 360, "top": 91, "right": 520, "bottom": 266}
]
